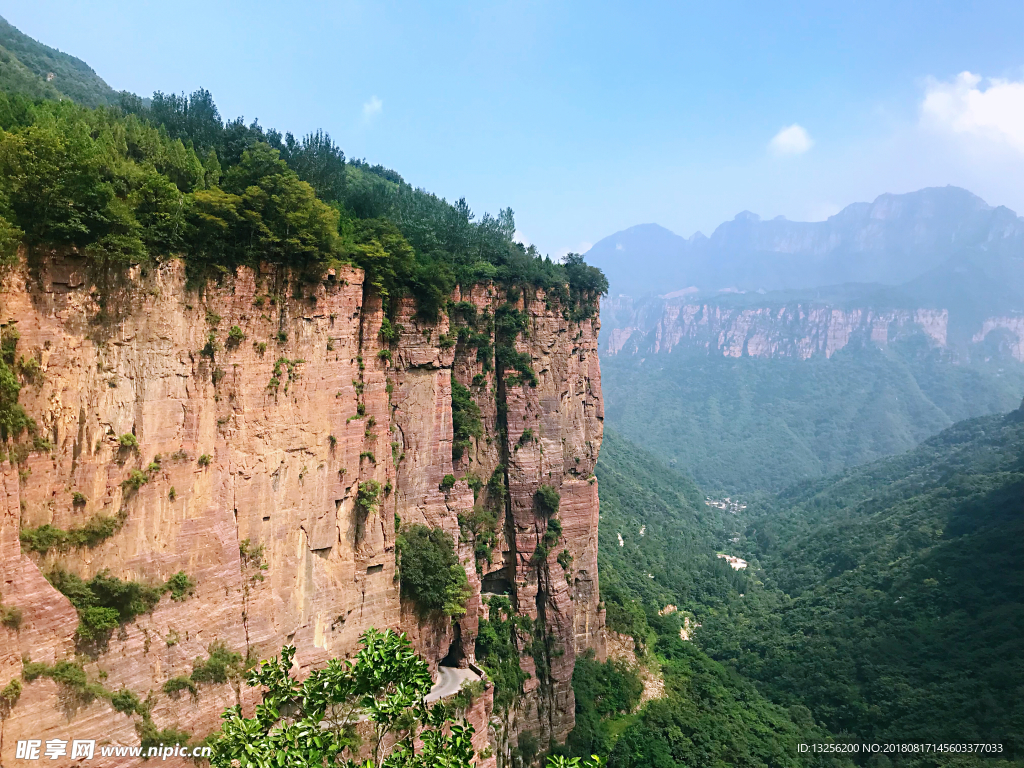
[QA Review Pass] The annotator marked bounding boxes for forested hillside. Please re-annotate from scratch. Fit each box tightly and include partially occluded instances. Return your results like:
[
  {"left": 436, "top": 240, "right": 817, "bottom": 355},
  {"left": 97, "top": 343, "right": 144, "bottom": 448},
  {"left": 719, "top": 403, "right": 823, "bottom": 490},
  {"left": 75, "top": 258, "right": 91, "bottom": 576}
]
[
  {"left": 699, "top": 408, "right": 1024, "bottom": 762},
  {"left": 0, "top": 88, "right": 603, "bottom": 314},
  {"left": 603, "top": 342, "right": 1024, "bottom": 493},
  {"left": 595, "top": 430, "right": 738, "bottom": 629},
  {"left": 0, "top": 15, "right": 116, "bottom": 106},
  {"left": 558, "top": 431, "right": 849, "bottom": 767},
  {"left": 2, "top": 14, "right": 1020, "bottom": 768},
  {"left": 579, "top": 414, "right": 1024, "bottom": 766}
]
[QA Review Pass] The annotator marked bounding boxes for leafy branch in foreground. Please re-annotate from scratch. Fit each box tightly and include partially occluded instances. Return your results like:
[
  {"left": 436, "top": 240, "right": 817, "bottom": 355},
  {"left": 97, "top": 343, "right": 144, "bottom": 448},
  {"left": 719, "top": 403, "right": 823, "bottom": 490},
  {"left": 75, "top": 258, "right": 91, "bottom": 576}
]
[
  {"left": 546, "top": 757, "right": 605, "bottom": 768},
  {"left": 212, "top": 628, "right": 475, "bottom": 768}
]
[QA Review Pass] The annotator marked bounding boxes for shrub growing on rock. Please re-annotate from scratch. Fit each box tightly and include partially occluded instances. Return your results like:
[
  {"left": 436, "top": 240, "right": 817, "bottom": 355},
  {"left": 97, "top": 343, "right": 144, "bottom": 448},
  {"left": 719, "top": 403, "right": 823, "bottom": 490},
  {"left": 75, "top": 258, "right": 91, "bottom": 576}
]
[
  {"left": 536, "top": 484, "right": 560, "bottom": 516},
  {"left": 396, "top": 525, "right": 469, "bottom": 617}
]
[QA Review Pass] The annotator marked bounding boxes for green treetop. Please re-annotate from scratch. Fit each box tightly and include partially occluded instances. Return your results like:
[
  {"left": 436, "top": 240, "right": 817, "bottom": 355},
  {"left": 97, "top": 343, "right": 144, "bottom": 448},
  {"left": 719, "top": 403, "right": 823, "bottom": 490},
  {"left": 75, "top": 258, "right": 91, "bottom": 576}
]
[{"left": 213, "top": 628, "right": 475, "bottom": 768}]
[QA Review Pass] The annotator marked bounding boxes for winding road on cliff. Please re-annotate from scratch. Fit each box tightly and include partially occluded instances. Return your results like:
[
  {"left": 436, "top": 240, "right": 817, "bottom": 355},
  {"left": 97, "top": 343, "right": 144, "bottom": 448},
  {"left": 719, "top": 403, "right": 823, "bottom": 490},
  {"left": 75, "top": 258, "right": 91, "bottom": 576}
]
[{"left": 425, "top": 666, "right": 480, "bottom": 702}]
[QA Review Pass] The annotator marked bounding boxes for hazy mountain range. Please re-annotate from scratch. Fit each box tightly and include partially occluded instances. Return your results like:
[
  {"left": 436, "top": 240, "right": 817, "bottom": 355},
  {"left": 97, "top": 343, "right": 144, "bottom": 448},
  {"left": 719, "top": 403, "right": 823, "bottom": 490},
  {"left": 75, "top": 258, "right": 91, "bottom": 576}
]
[
  {"left": 585, "top": 186, "right": 1024, "bottom": 317},
  {"left": 592, "top": 186, "right": 1024, "bottom": 492}
]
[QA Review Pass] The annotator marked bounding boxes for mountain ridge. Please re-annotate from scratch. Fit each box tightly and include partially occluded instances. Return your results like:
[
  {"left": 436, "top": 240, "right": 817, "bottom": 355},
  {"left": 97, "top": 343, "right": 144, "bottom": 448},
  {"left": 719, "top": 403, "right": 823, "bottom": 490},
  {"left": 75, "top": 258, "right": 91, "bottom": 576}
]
[{"left": 585, "top": 186, "right": 1024, "bottom": 303}]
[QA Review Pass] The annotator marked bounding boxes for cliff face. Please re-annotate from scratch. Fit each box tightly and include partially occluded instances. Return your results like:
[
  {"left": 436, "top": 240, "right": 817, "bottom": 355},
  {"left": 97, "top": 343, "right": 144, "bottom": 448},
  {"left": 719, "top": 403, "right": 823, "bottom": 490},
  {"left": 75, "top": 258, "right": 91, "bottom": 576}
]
[
  {"left": 0, "top": 255, "right": 605, "bottom": 766},
  {"left": 601, "top": 295, "right": 1023, "bottom": 362},
  {"left": 972, "top": 316, "right": 1024, "bottom": 361}
]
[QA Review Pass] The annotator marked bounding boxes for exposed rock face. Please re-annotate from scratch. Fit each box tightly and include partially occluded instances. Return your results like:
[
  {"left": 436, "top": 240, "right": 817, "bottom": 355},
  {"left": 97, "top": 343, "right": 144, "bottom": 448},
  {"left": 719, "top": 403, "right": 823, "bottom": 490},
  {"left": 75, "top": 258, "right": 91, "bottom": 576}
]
[
  {"left": 972, "top": 316, "right": 1024, "bottom": 361},
  {"left": 605, "top": 630, "right": 663, "bottom": 710},
  {"left": 601, "top": 295, "right": 1023, "bottom": 362},
  {"left": 0, "top": 255, "right": 605, "bottom": 766}
]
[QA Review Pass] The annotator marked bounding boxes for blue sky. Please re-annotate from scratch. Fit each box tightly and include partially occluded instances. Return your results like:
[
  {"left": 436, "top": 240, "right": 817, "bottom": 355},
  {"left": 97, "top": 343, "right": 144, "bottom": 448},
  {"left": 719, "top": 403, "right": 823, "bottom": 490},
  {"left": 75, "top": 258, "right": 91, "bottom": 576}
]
[{"left": 5, "top": 1, "right": 1023, "bottom": 255}]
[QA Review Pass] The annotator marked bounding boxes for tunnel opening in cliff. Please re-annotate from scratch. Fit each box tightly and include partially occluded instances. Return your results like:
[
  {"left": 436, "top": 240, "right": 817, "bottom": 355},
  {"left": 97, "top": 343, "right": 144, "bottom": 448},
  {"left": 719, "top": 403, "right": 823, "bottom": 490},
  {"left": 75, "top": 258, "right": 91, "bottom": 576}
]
[
  {"left": 442, "top": 622, "right": 465, "bottom": 667},
  {"left": 481, "top": 570, "right": 513, "bottom": 596}
]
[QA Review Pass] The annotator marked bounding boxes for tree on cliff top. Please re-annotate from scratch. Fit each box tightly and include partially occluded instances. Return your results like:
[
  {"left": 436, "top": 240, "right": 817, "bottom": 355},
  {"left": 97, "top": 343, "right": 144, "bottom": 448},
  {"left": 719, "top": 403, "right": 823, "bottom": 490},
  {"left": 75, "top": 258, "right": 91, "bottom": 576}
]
[{"left": 213, "top": 628, "right": 476, "bottom": 768}]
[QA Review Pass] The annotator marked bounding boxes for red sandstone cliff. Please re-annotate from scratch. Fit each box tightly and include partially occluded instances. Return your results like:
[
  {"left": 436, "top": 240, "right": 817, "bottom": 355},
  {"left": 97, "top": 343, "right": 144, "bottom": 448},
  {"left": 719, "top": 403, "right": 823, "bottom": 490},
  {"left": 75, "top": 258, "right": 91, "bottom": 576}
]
[{"left": 0, "top": 254, "right": 605, "bottom": 766}]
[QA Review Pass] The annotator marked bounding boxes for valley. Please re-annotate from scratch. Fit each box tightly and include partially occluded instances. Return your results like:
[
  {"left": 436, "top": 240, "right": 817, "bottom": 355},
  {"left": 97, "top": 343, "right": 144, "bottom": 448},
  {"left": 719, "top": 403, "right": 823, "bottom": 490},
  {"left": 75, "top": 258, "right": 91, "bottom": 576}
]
[
  {"left": 594, "top": 188, "right": 1024, "bottom": 494},
  {"left": 566, "top": 412, "right": 1023, "bottom": 767}
]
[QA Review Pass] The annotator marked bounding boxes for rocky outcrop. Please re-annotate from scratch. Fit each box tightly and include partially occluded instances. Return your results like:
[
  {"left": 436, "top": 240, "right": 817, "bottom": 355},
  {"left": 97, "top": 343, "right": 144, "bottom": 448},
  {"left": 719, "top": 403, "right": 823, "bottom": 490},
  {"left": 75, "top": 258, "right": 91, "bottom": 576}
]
[
  {"left": 599, "top": 294, "right": 1024, "bottom": 360},
  {"left": 972, "top": 316, "right": 1024, "bottom": 361},
  {"left": 0, "top": 255, "right": 605, "bottom": 766}
]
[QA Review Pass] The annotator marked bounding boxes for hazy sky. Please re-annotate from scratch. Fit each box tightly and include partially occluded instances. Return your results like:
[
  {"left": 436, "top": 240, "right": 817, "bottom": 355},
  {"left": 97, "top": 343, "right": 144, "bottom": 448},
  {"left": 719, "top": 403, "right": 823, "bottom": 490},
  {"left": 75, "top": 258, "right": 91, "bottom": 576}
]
[{"left": 5, "top": 1, "right": 1023, "bottom": 256}]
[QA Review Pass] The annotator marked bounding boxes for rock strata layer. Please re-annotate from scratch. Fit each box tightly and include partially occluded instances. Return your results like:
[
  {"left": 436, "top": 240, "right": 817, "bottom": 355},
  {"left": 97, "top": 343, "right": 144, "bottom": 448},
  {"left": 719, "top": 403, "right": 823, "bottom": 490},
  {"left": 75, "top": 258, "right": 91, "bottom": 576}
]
[{"left": 602, "top": 295, "right": 1024, "bottom": 361}]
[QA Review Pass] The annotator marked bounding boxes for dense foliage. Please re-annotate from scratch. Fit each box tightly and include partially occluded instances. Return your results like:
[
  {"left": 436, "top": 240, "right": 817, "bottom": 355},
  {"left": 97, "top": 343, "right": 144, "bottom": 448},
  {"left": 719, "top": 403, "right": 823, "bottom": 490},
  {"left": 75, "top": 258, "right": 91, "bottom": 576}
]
[
  {"left": 214, "top": 629, "right": 476, "bottom": 768},
  {"left": 561, "top": 619, "right": 841, "bottom": 768},
  {"left": 553, "top": 430, "right": 843, "bottom": 766},
  {"left": 602, "top": 341, "right": 1024, "bottom": 493},
  {"left": 699, "top": 410, "right": 1024, "bottom": 761},
  {"left": 580, "top": 417, "right": 1024, "bottom": 766},
  {"left": 609, "top": 618, "right": 841, "bottom": 768},
  {"left": 395, "top": 524, "right": 470, "bottom": 617},
  {"left": 19, "top": 511, "right": 125, "bottom": 553},
  {"left": 595, "top": 430, "right": 743, "bottom": 638},
  {"left": 0, "top": 87, "right": 605, "bottom": 322},
  {"left": 451, "top": 373, "right": 482, "bottom": 461},
  {"left": 46, "top": 567, "right": 194, "bottom": 640},
  {"left": 563, "top": 650, "right": 643, "bottom": 757},
  {"left": 0, "top": 326, "right": 32, "bottom": 444},
  {"left": 475, "top": 595, "right": 532, "bottom": 711},
  {"left": 575, "top": 651, "right": 643, "bottom": 719}
]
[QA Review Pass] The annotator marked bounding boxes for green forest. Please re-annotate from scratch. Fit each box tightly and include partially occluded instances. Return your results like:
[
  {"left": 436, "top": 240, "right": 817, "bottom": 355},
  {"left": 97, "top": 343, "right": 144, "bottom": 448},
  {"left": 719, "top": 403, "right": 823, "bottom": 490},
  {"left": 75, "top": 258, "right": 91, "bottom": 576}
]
[
  {"left": 557, "top": 431, "right": 846, "bottom": 767},
  {"left": 602, "top": 341, "right": 1024, "bottom": 493},
  {"left": 0, "top": 87, "right": 604, "bottom": 319},
  {"left": 2, "top": 14, "right": 1021, "bottom": 768},
  {"left": 574, "top": 409, "right": 1024, "bottom": 767},
  {"left": 0, "top": 19, "right": 608, "bottom": 318},
  {"left": 701, "top": 410, "right": 1024, "bottom": 757},
  {"left": 0, "top": 15, "right": 116, "bottom": 107}
]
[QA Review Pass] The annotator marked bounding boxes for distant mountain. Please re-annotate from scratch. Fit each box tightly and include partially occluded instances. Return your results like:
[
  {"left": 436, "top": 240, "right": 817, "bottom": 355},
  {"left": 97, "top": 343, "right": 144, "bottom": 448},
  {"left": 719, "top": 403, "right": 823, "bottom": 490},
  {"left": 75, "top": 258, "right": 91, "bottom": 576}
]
[
  {"left": 0, "top": 15, "right": 115, "bottom": 107},
  {"left": 586, "top": 187, "right": 1024, "bottom": 306},
  {"left": 597, "top": 188, "right": 1024, "bottom": 493}
]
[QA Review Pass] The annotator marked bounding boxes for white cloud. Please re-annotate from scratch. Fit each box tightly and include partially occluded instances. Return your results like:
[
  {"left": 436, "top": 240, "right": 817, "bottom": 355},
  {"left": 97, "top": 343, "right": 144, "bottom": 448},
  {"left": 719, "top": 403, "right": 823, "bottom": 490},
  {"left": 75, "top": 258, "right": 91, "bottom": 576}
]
[
  {"left": 555, "top": 241, "right": 593, "bottom": 260},
  {"left": 513, "top": 229, "right": 531, "bottom": 246},
  {"left": 362, "top": 95, "right": 383, "bottom": 121},
  {"left": 769, "top": 124, "right": 813, "bottom": 155},
  {"left": 921, "top": 72, "right": 1024, "bottom": 154}
]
